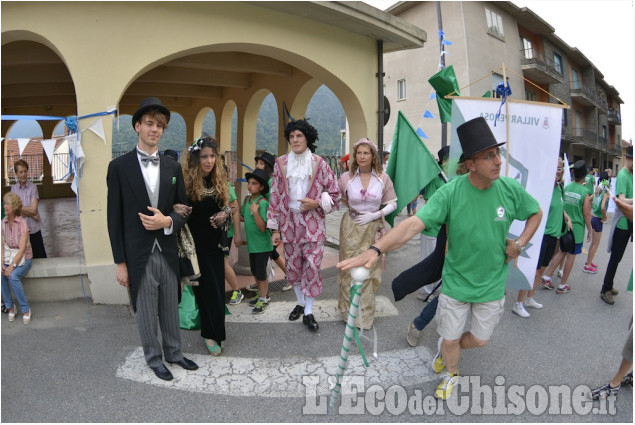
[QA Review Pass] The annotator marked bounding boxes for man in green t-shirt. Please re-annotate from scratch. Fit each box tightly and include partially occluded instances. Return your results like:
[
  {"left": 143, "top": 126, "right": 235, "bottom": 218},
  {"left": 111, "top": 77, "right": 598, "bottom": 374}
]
[
  {"left": 338, "top": 117, "right": 542, "bottom": 401},
  {"left": 601, "top": 146, "right": 633, "bottom": 304}
]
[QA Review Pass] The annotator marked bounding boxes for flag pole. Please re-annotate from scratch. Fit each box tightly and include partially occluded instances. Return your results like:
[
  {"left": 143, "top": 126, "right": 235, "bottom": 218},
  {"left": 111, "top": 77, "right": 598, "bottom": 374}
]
[{"left": 502, "top": 63, "right": 510, "bottom": 177}]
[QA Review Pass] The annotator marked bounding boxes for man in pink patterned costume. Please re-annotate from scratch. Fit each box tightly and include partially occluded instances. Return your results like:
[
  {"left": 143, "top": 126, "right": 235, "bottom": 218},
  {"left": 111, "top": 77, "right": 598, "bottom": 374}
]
[{"left": 267, "top": 118, "right": 340, "bottom": 331}]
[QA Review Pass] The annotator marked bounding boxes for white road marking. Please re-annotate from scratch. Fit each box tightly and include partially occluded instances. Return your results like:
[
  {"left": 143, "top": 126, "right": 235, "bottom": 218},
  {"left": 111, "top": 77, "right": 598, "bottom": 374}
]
[
  {"left": 225, "top": 296, "right": 399, "bottom": 323},
  {"left": 116, "top": 345, "right": 438, "bottom": 397}
]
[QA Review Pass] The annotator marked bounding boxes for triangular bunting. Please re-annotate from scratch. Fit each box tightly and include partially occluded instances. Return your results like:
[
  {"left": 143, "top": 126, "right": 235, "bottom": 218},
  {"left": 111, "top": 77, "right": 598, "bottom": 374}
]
[
  {"left": 442, "top": 39, "right": 453, "bottom": 46},
  {"left": 423, "top": 110, "right": 435, "bottom": 119},
  {"left": 416, "top": 128, "right": 429, "bottom": 139},
  {"left": 41, "top": 138, "right": 56, "bottom": 165},
  {"left": 84, "top": 117, "right": 106, "bottom": 143},
  {"left": 17, "top": 138, "right": 30, "bottom": 156},
  {"left": 429, "top": 93, "right": 437, "bottom": 100}
]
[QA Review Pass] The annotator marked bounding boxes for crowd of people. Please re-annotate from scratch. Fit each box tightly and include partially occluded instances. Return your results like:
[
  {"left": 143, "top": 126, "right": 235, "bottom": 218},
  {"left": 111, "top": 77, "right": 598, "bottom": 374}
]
[
  {"left": 98, "top": 97, "right": 632, "bottom": 399},
  {"left": 2, "top": 94, "right": 628, "bottom": 406},
  {"left": 338, "top": 117, "right": 633, "bottom": 400}
]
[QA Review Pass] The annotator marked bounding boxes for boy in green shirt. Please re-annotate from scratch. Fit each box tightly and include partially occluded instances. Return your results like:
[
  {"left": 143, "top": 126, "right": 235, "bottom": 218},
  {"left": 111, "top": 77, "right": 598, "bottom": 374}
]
[
  {"left": 241, "top": 169, "right": 273, "bottom": 314},
  {"left": 542, "top": 160, "right": 592, "bottom": 294}
]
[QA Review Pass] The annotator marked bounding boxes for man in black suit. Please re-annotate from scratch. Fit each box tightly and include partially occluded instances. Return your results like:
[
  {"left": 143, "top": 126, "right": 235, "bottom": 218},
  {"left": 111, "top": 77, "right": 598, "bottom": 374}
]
[{"left": 107, "top": 97, "right": 198, "bottom": 381}]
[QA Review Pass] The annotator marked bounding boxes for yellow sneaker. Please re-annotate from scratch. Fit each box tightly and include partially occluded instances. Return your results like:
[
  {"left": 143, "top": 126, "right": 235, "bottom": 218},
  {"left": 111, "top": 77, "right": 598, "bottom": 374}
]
[
  {"left": 432, "top": 337, "right": 445, "bottom": 373},
  {"left": 435, "top": 371, "right": 459, "bottom": 400}
]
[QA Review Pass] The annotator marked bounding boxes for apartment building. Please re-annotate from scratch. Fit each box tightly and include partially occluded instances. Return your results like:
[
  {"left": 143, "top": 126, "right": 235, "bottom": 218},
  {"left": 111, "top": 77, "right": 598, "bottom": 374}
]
[{"left": 383, "top": 1, "right": 625, "bottom": 173}]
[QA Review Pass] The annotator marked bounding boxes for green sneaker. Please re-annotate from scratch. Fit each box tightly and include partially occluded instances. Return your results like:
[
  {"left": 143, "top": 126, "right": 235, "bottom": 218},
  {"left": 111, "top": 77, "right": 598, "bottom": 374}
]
[
  {"left": 229, "top": 290, "right": 244, "bottom": 305},
  {"left": 252, "top": 299, "right": 270, "bottom": 314},
  {"left": 249, "top": 293, "right": 270, "bottom": 306}
]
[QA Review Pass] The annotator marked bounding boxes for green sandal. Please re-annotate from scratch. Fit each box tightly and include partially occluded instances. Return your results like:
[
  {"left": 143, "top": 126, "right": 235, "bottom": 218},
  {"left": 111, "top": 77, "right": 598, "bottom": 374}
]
[{"left": 205, "top": 340, "right": 222, "bottom": 356}]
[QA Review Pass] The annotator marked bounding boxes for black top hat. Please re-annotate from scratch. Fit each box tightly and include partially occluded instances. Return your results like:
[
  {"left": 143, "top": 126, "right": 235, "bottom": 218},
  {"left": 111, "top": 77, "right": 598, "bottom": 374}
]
[
  {"left": 254, "top": 152, "right": 275, "bottom": 170},
  {"left": 437, "top": 145, "right": 450, "bottom": 162},
  {"left": 132, "top": 97, "right": 171, "bottom": 129},
  {"left": 627, "top": 145, "right": 633, "bottom": 159},
  {"left": 163, "top": 149, "right": 179, "bottom": 162},
  {"left": 456, "top": 117, "right": 505, "bottom": 162},
  {"left": 572, "top": 160, "right": 587, "bottom": 180},
  {"left": 245, "top": 168, "right": 269, "bottom": 195}
]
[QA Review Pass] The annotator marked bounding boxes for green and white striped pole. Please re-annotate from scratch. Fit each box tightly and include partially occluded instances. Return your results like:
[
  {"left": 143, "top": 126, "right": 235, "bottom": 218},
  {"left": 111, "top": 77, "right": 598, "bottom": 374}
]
[{"left": 329, "top": 267, "right": 370, "bottom": 408}]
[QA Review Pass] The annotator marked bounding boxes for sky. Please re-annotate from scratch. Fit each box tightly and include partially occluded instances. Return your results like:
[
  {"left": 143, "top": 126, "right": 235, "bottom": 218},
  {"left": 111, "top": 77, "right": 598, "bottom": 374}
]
[{"left": 363, "top": 0, "right": 634, "bottom": 143}]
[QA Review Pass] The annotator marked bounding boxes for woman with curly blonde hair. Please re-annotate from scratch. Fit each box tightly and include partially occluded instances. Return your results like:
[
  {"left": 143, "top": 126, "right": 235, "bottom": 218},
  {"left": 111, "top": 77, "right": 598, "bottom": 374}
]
[
  {"left": 337, "top": 138, "right": 397, "bottom": 329},
  {"left": 183, "top": 135, "right": 232, "bottom": 356}
]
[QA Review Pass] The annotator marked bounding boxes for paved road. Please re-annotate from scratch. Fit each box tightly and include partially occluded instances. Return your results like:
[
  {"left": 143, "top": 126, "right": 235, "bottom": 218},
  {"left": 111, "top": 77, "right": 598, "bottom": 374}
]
[{"left": 1, "top": 210, "right": 632, "bottom": 422}]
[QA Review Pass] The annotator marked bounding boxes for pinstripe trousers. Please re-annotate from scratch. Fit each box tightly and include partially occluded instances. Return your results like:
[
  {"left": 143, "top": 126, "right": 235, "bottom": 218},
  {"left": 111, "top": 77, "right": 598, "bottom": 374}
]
[{"left": 135, "top": 250, "right": 183, "bottom": 367}]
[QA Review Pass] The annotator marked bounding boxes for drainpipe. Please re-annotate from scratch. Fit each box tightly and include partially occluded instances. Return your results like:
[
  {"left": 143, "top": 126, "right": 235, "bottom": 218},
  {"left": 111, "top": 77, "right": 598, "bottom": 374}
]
[{"left": 377, "top": 39, "right": 384, "bottom": 153}]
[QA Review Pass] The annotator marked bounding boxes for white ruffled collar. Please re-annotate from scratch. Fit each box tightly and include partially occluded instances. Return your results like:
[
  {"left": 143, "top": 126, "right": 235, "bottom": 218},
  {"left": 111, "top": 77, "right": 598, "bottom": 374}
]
[{"left": 286, "top": 149, "right": 313, "bottom": 179}]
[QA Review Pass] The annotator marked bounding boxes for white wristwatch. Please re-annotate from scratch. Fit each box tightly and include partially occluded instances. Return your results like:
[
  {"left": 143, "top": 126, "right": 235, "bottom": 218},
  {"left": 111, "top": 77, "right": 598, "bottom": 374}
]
[{"left": 12, "top": 262, "right": 17, "bottom": 268}]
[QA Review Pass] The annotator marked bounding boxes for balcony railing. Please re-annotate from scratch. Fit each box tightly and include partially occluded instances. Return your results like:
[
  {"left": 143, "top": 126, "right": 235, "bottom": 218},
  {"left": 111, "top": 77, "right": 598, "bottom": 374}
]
[
  {"left": 4, "top": 153, "right": 73, "bottom": 186},
  {"left": 608, "top": 108, "right": 622, "bottom": 124},
  {"left": 571, "top": 127, "right": 598, "bottom": 145},
  {"left": 520, "top": 48, "right": 565, "bottom": 84},
  {"left": 570, "top": 81, "right": 608, "bottom": 111}
]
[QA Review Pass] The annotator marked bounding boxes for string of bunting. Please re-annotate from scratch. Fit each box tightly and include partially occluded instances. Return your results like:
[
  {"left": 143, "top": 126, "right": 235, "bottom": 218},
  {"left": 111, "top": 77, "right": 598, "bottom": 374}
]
[
  {"left": 411, "top": 28, "right": 455, "bottom": 142},
  {"left": 2, "top": 107, "right": 116, "bottom": 309}
]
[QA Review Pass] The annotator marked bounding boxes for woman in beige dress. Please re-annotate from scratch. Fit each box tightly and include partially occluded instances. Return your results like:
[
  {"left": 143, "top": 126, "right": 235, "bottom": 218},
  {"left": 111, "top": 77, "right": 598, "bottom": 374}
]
[{"left": 337, "top": 138, "right": 397, "bottom": 329}]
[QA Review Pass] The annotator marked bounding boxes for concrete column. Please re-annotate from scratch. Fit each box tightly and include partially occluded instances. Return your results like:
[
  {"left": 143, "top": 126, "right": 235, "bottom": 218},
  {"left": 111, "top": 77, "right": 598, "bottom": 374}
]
[
  {"left": 38, "top": 120, "right": 57, "bottom": 191},
  {"left": 73, "top": 87, "right": 129, "bottom": 306}
]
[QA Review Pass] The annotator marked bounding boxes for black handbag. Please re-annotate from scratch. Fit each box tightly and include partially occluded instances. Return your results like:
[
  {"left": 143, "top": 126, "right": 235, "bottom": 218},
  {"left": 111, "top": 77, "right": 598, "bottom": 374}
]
[{"left": 558, "top": 184, "right": 575, "bottom": 252}]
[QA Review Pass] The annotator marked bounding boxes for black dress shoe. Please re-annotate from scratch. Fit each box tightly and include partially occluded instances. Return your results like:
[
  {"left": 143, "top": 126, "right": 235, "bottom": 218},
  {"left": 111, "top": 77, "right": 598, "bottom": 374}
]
[
  {"left": 289, "top": 304, "right": 304, "bottom": 321},
  {"left": 167, "top": 357, "right": 199, "bottom": 371},
  {"left": 303, "top": 314, "right": 319, "bottom": 331},
  {"left": 150, "top": 364, "right": 174, "bottom": 381}
]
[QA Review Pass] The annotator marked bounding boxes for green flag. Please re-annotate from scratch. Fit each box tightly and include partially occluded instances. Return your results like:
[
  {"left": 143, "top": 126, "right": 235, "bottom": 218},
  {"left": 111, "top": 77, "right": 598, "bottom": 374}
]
[
  {"left": 428, "top": 65, "right": 460, "bottom": 123},
  {"left": 386, "top": 112, "right": 443, "bottom": 226}
]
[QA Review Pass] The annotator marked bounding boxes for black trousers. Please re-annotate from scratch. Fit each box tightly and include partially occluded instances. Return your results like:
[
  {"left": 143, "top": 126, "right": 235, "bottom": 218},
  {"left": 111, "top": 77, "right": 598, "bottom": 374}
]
[
  {"left": 29, "top": 230, "right": 47, "bottom": 258},
  {"left": 602, "top": 223, "right": 633, "bottom": 293}
]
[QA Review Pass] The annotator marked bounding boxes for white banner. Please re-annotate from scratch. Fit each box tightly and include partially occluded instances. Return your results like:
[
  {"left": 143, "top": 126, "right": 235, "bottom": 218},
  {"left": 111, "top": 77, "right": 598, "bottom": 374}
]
[{"left": 449, "top": 98, "right": 564, "bottom": 290}]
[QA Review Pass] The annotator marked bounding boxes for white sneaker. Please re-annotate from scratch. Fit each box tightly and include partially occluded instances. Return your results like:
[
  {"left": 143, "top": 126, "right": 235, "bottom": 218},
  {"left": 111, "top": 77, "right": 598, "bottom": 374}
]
[
  {"left": 512, "top": 302, "right": 530, "bottom": 318},
  {"left": 406, "top": 321, "right": 421, "bottom": 347},
  {"left": 524, "top": 297, "right": 543, "bottom": 309},
  {"left": 557, "top": 268, "right": 563, "bottom": 279},
  {"left": 416, "top": 287, "right": 432, "bottom": 300}
]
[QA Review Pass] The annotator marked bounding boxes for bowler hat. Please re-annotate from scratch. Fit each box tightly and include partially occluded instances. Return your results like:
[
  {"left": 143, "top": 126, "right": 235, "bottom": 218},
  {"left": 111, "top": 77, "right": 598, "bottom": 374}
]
[
  {"left": 254, "top": 152, "right": 275, "bottom": 170},
  {"left": 627, "top": 145, "right": 633, "bottom": 159},
  {"left": 456, "top": 117, "right": 505, "bottom": 162},
  {"left": 245, "top": 168, "right": 269, "bottom": 195},
  {"left": 572, "top": 160, "right": 587, "bottom": 180},
  {"left": 132, "top": 97, "right": 171, "bottom": 129}
]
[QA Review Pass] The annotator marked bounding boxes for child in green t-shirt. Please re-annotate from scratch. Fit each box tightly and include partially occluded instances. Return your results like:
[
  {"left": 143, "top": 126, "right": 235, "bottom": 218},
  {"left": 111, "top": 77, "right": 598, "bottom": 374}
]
[
  {"left": 241, "top": 169, "right": 273, "bottom": 314},
  {"left": 254, "top": 152, "right": 289, "bottom": 291}
]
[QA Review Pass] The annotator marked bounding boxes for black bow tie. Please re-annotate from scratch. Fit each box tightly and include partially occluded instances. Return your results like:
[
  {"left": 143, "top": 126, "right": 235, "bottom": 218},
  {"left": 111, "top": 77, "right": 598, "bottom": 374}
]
[{"left": 138, "top": 150, "right": 159, "bottom": 167}]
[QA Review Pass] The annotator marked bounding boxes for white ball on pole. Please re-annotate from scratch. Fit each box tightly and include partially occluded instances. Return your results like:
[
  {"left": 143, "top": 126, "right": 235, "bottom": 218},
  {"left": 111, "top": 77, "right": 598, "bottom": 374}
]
[{"left": 350, "top": 267, "right": 370, "bottom": 282}]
